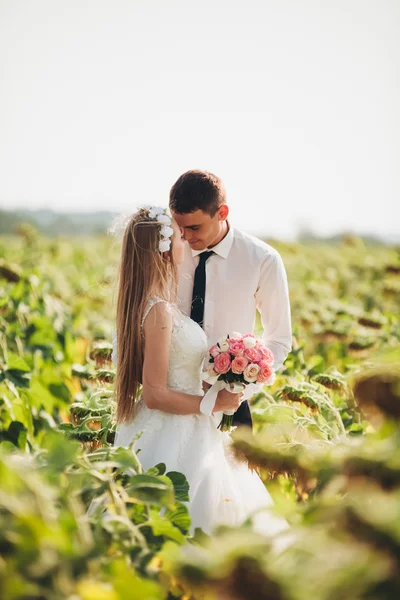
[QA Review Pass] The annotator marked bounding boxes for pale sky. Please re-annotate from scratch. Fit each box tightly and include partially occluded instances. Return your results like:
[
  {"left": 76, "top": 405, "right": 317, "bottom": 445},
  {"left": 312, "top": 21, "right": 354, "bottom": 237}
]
[{"left": 0, "top": 0, "right": 399, "bottom": 239}]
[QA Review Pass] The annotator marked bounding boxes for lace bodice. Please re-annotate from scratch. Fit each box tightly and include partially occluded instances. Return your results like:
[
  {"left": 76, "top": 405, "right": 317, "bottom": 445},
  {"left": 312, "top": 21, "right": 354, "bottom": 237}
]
[
  {"left": 143, "top": 296, "right": 208, "bottom": 395},
  {"left": 112, "top": 296, "right": 208, "bottom": 396}
]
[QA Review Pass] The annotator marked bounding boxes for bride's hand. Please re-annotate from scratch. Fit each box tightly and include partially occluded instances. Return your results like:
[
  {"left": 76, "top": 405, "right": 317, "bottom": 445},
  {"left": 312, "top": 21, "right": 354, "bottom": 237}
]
[{"left": 214, "top": 389, "right": 243, "bottom": 413}]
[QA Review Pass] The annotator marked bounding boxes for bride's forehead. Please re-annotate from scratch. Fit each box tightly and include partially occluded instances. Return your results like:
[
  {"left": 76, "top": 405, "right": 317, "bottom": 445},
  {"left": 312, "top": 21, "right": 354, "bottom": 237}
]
[{"left": 171, "top": 219, "right": 181, "bottom": 231}]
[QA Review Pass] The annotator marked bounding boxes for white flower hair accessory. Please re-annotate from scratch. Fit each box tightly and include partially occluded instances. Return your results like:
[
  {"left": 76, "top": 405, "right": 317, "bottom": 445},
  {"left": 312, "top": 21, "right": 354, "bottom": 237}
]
[
  {"left": 144, "top": 205, "right": 173, "bottom": 252},
  {"left": 108, "top": 205, "right": 173, "bottom": 253}
]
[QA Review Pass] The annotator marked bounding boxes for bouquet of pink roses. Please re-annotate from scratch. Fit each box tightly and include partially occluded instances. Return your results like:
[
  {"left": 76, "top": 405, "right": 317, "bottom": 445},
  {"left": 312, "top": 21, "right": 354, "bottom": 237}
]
[{"left": 202, "top": 332, "right": 275, "bottom": 431}]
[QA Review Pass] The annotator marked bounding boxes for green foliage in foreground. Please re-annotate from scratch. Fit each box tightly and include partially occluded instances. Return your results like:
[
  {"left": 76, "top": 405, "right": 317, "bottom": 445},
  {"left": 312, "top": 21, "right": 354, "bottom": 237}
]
[
  {"left": 0, "top": 232, "right": 399, "bottom": 599},
  {"left": 175, "top": 350, "right": 400, "bottom": 600},
  {"left": 0, "top": 433, "right": 192, "bottom": 600}
]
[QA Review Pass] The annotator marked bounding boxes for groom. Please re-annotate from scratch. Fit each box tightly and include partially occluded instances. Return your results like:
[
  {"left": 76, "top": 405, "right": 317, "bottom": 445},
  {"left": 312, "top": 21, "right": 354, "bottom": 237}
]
[{"left": 170, "top": 170, "right": 292, "bottom": 428}]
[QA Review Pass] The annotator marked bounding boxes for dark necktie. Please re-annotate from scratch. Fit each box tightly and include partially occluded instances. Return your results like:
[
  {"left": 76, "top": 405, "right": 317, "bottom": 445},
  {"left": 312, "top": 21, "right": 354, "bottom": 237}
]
[{"left": 190, "top": 251, "right": 214, "bottom": 328}]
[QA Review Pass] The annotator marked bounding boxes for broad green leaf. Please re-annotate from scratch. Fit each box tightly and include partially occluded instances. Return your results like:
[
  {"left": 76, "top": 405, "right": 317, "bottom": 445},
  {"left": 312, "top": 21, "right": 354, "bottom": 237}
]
[
  {"left": 6, "top": 354, "right": 31, "bottom": 372},
  {"left": 164, "top": 502, "right": 191, "bottom": 535},
  {"left": 126, "top": 474, "right": 174, "bottom": 506},
  {"left": 40, "top": 431, "right": 79, "bottom": 474},
  {"left": 3, "top": 421, "right": 28, "bottom": 449},
  {"left": 26, "top": 379, "right": 59, "bottom": 412},
  {"left": 102, "top": 446, "right": 141, "bottom": 471},
  {"left": 166, "top": 471, "right": 190, "bottom": 502},
  {"left": 48, "top": 382, "right": 70, "bottom": 403},
  {"left": 148, "top": 510, "right": 186, "bottom": 544},
  {"left": 0, "top": 440, "right": 19, "bottom": 453},
  {"left": 5, "top": 369, "right": 31, "bottom": 389}
]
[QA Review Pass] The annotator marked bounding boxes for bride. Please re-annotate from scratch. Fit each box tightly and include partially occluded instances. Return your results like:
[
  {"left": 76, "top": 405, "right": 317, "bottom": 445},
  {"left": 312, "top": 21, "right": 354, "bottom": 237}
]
[{"left": 111, "top": 205, "right": 289, "bottom": 538}]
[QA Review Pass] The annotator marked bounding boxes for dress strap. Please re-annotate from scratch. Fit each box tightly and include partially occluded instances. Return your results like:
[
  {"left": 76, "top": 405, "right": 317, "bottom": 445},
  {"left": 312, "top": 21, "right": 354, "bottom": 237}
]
[{"left": 141, "top": 296, "right": 170, "bottom": 333}]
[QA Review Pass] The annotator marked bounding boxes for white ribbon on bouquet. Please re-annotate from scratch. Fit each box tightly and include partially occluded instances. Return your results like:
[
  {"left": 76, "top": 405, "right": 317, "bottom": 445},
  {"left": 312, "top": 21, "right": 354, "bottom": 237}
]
[{"left": 200, "top": 371, "right": 245, "bottom": 426}]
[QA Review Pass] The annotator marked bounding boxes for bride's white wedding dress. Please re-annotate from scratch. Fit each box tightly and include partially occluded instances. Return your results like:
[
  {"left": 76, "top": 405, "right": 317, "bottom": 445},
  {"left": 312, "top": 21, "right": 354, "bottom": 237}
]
[{"left": 114, "top": 296, "right": 289, "bottom": 538}]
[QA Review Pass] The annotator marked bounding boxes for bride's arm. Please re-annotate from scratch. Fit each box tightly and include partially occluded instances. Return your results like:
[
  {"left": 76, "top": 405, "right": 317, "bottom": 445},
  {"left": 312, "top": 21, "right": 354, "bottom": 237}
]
[
  {"left": 142, "top": 302, "right": 203, "bottom": 414},
  {"left": 142, "top": 303, "right": 241, "bottom": 414}
]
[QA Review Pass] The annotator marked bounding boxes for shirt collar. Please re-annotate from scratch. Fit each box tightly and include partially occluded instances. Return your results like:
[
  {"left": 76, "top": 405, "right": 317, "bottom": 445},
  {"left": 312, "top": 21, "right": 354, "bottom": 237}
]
[{"left": 191, "top": 222, "right": 234, "bottom": 259}]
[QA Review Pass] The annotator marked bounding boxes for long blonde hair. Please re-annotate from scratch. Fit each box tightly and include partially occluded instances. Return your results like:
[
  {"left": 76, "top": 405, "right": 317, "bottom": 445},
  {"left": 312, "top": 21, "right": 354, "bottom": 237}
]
[{"left": 115, "top": 208, "right": 178, "bottom": 424}]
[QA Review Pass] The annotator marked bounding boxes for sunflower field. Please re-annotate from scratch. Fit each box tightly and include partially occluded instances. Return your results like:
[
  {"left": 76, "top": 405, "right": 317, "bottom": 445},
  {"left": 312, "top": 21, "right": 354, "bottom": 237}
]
[{"left": 0, "top": 227, "right": 399, "bottom": 600}]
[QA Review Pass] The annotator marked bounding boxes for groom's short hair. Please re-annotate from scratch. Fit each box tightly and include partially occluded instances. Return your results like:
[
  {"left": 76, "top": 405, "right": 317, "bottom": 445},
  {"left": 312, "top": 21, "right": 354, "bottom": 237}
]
[{"left": 169, "top": 170, "right": 226, "bottom": 216}]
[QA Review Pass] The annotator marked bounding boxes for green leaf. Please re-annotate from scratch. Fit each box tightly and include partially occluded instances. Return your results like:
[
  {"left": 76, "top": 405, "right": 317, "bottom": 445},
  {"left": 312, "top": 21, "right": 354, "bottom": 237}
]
[
  {"left": 0, "top": 440, "right": 19, "bottom": 453},
  {"left": 48, "top": 382, "right": 70, "bottom": 403},
  {"left": 164, "top": 502, "right": 191, "bottom": 535},
  {"left": 84, "top": 446, "right": 141, "bottom": 473},
  {"left": 166, "top": 471, "right": 190, "bottom": 502},
  {"left": 2, "top": 421, "right": 28, "bottom": 449},
  {"left": 153, "top": 462, "right": 167, "bottom": 476},
  {"left": 6, "top": 354, "right": 31, "bottom": 372},
  {"left": 110, "top": 559, "right": 164, "bottom": 600},
  {"left": 27, "top": 379, "right": 59, "bottom": 412},
  {"left": 8, "top": 391, "right": 34, "bottom": 442},
  {"left": 126, "top": 474, "right": 175, "bottom": 506},
  {"left": 40, "top": 431, "right": 79, "bottom": 474},
  {"left": 110, "top": 446, "right": 141, "bottom": 471},
  {"left": 348, "top": 423, "right": 364, "bottom": 435},
  {"left": 148, "top": 510, "right": 186, "bottom": 544},
  {"left": 4, "top": 369, "right": 31, "bottom": 389}
]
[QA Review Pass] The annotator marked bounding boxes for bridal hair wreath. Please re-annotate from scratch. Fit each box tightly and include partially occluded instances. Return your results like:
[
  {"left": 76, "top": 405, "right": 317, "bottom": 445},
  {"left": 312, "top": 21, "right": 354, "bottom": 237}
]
[{"left": 108, "top": 205, "right": 174, "bottom": 253}]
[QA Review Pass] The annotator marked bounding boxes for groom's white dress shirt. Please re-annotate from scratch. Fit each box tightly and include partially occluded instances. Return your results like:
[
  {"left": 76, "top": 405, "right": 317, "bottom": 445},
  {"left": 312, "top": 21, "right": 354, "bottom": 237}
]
[{"left": 178, "top": 224, "right": 292, "bottom": 393}]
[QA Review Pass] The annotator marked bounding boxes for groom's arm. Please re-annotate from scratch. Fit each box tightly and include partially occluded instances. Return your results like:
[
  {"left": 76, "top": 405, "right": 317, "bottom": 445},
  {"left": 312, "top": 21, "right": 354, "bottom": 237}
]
[
  {"left": 239, "top": 251, "right": 291, "bottom": 404},
  {"left": 255, "top": 250, "right": 292, "bottom": 371}
]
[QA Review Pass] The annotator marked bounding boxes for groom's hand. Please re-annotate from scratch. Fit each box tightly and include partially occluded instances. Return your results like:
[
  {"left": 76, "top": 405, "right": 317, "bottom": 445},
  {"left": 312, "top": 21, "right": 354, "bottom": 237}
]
[{"left": 214, "top": 389, "right": 243, "bottom": 413}]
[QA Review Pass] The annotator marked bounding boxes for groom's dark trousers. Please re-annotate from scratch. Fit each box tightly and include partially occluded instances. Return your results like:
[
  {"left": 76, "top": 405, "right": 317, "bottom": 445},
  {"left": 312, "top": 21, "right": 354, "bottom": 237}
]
[
  {"left": 232, "top": 400, "right": 253, "bottom": 429},
  {"left": 190, "top": 250, "right": 253, "bottom": 430}
]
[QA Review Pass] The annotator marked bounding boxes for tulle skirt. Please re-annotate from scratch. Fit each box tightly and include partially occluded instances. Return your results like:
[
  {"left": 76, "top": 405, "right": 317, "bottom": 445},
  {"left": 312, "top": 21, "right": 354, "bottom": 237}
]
[{"left": 115, "top": 402, "right": 289, "bottom": 539}]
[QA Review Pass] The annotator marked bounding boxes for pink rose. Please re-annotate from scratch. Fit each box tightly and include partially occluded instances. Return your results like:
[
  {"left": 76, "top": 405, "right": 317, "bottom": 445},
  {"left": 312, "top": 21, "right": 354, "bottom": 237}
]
[
  {"left": 243, "top": 363, "right": 260, "bottom": 383},
  {"left": 229, "top": 339, "right": 245, "bottom": 357},
  {"left": 256, "top": 359, "right": 275, "bottom": 384},
  {"left": 244, "top": 346, "right": 263, "bottom": 363},
  {"left": 231, "top": 356, "right": 249, "bottom": 374},
  {"left": 214, "top": 352, "right": 232, "bottom": 375},
  {"left": 257, "top": 344, "right": 274, "bottom": 366},
  {"left": 210, "top": 344, "right": 220, "bottom": 358}
]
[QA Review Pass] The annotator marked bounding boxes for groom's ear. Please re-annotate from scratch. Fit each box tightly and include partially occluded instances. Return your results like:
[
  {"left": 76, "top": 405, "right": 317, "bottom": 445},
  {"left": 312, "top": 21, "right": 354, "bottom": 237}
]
[{"left": 218, "top": 204, "right": 229, "bottom": 221}]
